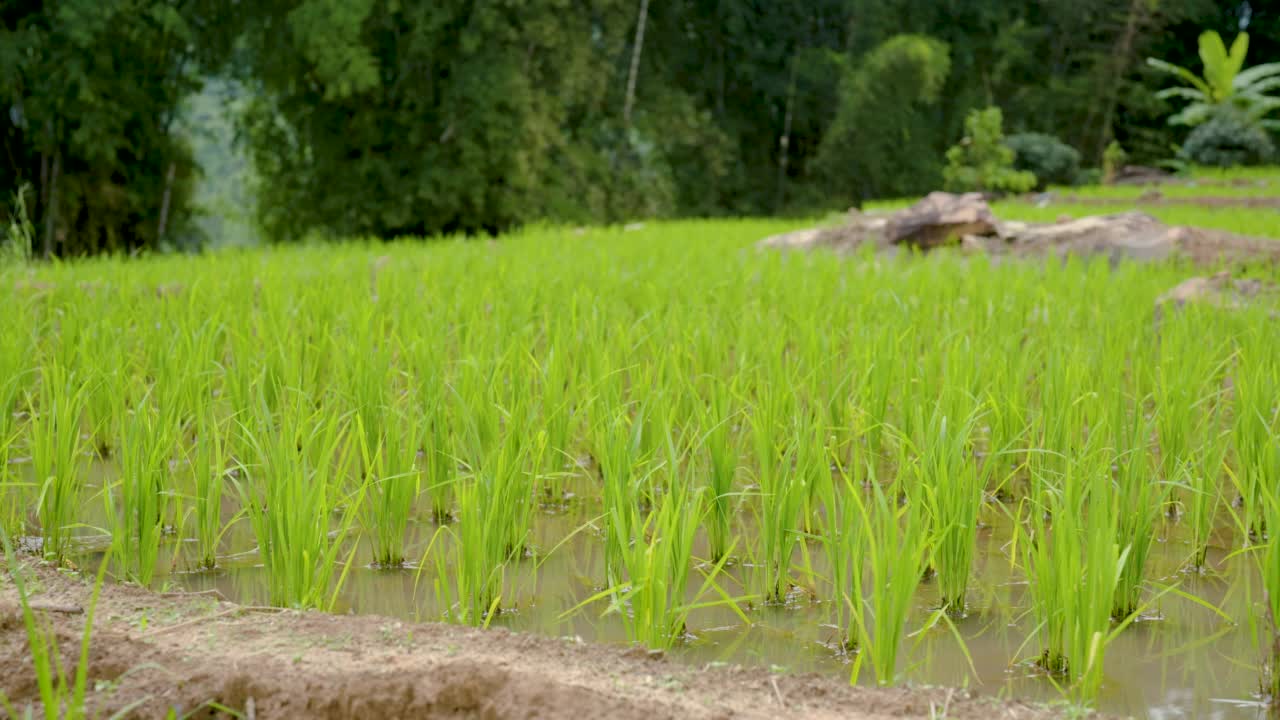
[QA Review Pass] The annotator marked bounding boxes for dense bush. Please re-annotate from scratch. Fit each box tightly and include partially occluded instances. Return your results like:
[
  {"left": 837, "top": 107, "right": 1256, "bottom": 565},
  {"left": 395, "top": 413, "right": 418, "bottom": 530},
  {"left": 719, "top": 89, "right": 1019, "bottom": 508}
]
[
  {"left": 1180, "top": 111, "right": 1276, "bottom": 167},
  {"left": 943, "top": 108, "right": 1037, "bottom": 194},
  {"left": 1005, "top": 133, "right": 1081, "bottom": 189},
  {"left": 813, "top": 35, "right": 952, "bottom": 205}
]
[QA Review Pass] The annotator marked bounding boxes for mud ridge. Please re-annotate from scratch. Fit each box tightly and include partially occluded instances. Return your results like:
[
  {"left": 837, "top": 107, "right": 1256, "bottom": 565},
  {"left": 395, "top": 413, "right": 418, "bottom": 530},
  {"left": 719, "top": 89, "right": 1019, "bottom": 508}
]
[{"left": 0, "top": 562, "right": 1074, "bottom": 719}]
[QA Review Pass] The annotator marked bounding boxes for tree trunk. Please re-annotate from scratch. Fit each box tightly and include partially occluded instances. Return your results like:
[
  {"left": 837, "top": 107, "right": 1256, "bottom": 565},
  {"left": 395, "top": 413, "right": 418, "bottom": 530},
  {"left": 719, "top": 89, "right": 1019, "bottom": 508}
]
[
  {"left": 43, "top": 151, "right": 60, "bottom": 260},
  {"left": 775, "top": 56, "right": 799, "bottom": 212},
  {"left": 157, "top": 161, "right": 177, "bottom": 243},
  {"left": 1095, "top": 0, "right": 1150, "bottom": 158},
  {"left": 622, "top": 0, "right": 650, "bottom": 129},
  {"left": 39, "top": 151, "right": 49, "bottom": 213}
]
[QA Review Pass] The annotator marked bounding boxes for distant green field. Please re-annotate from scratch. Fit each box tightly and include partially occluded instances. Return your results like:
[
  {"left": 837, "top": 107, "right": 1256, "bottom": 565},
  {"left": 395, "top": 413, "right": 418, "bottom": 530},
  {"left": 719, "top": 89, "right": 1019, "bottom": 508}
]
[
  {"left": 994, "top": 203, "right": 1280, "bottom": 238},
  {"left": 865, "top": 166, "right": 1280, "bottom": 239}
]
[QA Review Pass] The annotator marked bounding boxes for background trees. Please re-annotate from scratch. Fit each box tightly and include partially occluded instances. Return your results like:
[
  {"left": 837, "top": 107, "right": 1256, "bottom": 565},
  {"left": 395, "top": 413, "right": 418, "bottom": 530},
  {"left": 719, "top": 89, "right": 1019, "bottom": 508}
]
[{"left": 0, "top": 0, "right": 1270, "bottom": 254}]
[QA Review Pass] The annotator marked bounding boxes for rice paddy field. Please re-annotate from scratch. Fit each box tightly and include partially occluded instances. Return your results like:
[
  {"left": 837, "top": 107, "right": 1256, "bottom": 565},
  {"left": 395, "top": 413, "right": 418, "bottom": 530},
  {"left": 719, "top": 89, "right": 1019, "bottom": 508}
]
[{"left": 4, "top": 178, "right": 1280, "bottom": 718}]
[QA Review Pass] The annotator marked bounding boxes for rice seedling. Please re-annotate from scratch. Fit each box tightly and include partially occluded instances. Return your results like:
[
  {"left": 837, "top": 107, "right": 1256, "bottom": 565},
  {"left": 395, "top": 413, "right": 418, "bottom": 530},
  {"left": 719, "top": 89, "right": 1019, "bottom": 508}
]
[
  {"left": 699, "top": 376, "right": 739, "bottom": 563},
  {"left": 0, "top": 328, "right": 26, "bottom": 537},
  {"left": 594, "top": 409, "right": 651, "bottom": 588},
  {"left": 188, "top": 408, "right": 232, "bottom": 570},
  {"left": 106, "top": 390, "right": 180, "bottom": 585},
  {"left": 422, "top": 465, "right": 518, "bottom": 626},
  {"left": 415, "top": 363, "right": 455, "bottom": 524},
  {"left": 234, "top": 395, "right": 363, "bottom": 610},
  {"left": 912, "top": 404, "right": 984, "bottom": 616},
  {"left": 815, "top": 453, "right": 866, "bottom": 652},
  {"left": 750, "top": 431, "right": 805, "bottom": 606},
  {"left": 1258, "top": 459, "right": 1280, "bottom": 699},
  {"left": 1229, "top": 340, "right": 1279, "bottom": 544},
  {"left": 532, "top": 343, "right": 576, "bottom": 505},
  {"left": 28, "top": 365, "right": 91, "bottom": 564},
  {"left": 356, "top": 401, "right": 421, "bottom": 568},
  {"left": 1184, "top": 413, "right": 1229, "bottom": 571},
  {"left": 585, "top": 482, "right": 701, "bottom": 648},
  {"left": 848, "top": 458, "right": 932, "bottom": 686},
  {"left": 1108, "top": 396, "right": 1167, "bottom": 621},
  {"left": 1021, "top": 439, "right": 1132, "bottom": 702},
  {"left": 573, "top": 433, "right": 748, "bottom": 649},
  {"left": 748, "top": 375, "right": 807, "bottom": 605},
  {"left": 1152, "top": 315, "right": 1231, "bottom": 570}
]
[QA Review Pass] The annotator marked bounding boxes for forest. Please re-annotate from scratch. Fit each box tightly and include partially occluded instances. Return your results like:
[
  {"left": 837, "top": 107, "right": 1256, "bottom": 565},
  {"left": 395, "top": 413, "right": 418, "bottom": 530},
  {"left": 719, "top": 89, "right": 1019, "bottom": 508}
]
[{"left": 1, "top": 0, "right": 1276, "bottom": 254}]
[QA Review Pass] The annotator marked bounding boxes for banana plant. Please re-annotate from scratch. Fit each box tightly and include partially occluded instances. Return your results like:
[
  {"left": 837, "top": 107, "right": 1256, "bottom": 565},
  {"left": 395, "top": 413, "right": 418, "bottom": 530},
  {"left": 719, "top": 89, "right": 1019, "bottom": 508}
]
[{"left": 1147, "top": 31, "right": 1280, "bottom": 129}]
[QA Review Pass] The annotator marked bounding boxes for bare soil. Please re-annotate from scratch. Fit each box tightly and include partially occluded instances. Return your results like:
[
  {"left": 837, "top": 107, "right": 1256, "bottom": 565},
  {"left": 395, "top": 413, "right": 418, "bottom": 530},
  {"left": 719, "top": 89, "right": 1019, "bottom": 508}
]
[{"left": 0, "top": 562, "right": 1072, "bottom": 719}]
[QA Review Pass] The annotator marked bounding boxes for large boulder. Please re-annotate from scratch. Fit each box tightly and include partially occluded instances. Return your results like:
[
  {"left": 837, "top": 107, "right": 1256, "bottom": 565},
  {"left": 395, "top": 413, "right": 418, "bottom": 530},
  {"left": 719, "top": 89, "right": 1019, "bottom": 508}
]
[
  {"left": 757, "top": 191, "right": 1280, "bottom": 266},
  {"left": 757, "top": 210, "right": 890, "bottom": 254},
  {"left": 996, "top": 211, "right": 1280, "bottom": 265},
  {"left": 999, "top": 212, "right": 1178, "bottom": 263},
  {"left": 884, "top": 192, "right": 997, "bottom": 249}
]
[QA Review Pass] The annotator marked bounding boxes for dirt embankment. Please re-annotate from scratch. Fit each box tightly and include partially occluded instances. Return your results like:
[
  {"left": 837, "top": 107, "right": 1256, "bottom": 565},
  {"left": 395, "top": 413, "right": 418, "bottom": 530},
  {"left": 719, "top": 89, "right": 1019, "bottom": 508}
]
[{"left": 0, "top": 562, "right": 1070, "bottom": 720}]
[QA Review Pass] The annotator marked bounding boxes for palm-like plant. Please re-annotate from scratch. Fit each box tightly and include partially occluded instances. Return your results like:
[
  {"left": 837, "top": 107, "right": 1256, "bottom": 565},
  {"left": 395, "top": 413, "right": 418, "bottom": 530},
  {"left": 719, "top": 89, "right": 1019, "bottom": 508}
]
[{"left": 1147, "top": 31, "right": 1280, "bottom": 130}]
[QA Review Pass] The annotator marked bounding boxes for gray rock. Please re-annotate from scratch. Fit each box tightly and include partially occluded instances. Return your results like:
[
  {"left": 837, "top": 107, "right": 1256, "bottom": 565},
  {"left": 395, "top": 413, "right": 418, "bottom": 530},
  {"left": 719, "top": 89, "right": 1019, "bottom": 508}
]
[{"left": 883, "top": 192, "right": 997, "bottom": 249}]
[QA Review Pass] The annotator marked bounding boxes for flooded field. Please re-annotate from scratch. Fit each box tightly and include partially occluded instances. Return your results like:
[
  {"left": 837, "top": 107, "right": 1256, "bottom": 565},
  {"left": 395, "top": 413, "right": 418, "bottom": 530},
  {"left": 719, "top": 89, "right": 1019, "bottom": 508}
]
[
  {"left": 4, "top": 224, "right": 1279, "bottom": 717},
  {"left": 73, "top": 490, "right": 1258, "bottom": 720}
]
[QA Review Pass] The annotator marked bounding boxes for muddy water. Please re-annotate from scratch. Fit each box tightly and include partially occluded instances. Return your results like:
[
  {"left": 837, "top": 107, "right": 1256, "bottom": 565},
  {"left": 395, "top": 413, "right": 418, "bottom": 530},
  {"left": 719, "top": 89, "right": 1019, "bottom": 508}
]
[{"left": 61, "top": 468, "right": 1267, "bottom": 719}]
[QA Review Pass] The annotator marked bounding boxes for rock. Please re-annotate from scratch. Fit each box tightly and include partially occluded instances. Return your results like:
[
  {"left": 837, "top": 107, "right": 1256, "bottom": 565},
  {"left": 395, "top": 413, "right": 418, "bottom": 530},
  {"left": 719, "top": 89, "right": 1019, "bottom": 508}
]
[
  {"left": 758, "top": 191, "right": 1280, "bottom": 266},
  {"left": 1001, "top": 211, "right": 1178, "bottom": 263},
  {"left": 1155, "top": 271, "right": 1278, "bottom": 315},
  {"left": 757, "top": 214, "right": 890, "bottom": 254},
  {"left": 1111, "top": 165, "right": 1171, "bottom": 185},
  {"left": 758, "top": 228, "right": 824, "bottom": 250},
  {"left": 1157, "top": 272, "right": 1232, "bottom": 309},
  {"left": 883, "top": 192, "right": 997, "bottom": 249}
]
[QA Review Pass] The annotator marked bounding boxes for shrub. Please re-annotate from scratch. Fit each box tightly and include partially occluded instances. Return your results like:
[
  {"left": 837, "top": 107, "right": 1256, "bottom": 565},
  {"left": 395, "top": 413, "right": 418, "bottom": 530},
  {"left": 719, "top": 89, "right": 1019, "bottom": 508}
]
[
  {"left": 943, "top": 107, "right": 1036, "bottom": 194},
  {"left": 1005, "top": 133, "right": 1081, "bottom": 190},
  {"left": 1180, "top": 110, "right": 1275, "bottom": 167},
  {"left": 1102, "top": 141, "right": 1127, "bottom": 184},
  {"left": 814, "top": 35, "right": 953, "bottom": 203}
]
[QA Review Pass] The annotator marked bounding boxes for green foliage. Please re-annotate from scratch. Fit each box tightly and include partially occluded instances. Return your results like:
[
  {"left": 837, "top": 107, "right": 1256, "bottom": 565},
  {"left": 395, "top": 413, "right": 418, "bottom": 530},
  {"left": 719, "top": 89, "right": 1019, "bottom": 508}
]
[
  {"left": 813, "top": 35, "right": 952, "bottom": 204},
  {"left": 3, "top": 185, "right": 35, "bottom": 264},
  {"left": 1148, "top": 31, "right": 1280, "bottom": 130},
  {"left": 1, "top": 1, "right": 1261, "bottom": 248},
  {"left": 0, "top": 1, "right": 228, "bottom": 255},
  {"left": 943, "top": 108, "right": 1036, "bottom": 194},
  {"left": 1179, "top": 108, "right": 1276, "bottom": 167},
  {"left": 239, "top": 0, "right": 634, "bottom": 239},
  {"left": 1102, "top": 141, "right": 1128, "bottom": 184},
  {"left": 1005, "top": 133, "right": 1082, "bottom": 189}
]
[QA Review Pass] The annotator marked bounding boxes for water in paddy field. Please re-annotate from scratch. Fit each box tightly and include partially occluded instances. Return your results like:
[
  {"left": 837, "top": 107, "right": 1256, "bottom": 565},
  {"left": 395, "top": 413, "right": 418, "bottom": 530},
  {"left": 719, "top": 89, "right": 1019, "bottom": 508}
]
[{"left": 65, "top": 466, "right": 1270, "bottom": 720}]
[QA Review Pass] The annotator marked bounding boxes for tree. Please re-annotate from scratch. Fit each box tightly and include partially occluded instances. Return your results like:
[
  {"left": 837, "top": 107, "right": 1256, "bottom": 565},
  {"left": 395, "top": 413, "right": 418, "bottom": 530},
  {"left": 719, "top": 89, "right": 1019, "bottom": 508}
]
[
  {"left": 812, "top": 35, "right": 951, "bottom": 206},
  {"left": 1148, "top": 30, "right": 1280, "bottom": 130},
  {"left": 233, "top": 0, "right": 635, "bottom": 240},
  {"left": 1, "top": 0, "right": 234, "bottom": 256},
  {"left": 943, "top": 107, "right": 1036, "bottom": 194}
]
